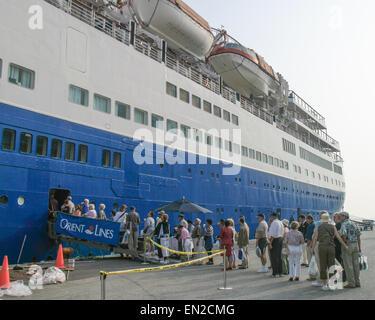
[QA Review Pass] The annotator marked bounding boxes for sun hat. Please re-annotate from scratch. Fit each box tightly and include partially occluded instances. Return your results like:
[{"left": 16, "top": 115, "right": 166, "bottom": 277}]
[
  {"left": 320, "top": 213, "right": 331, "bottom": 223},
  {"left": 282, "top": 219, "right": 289, "bottom": 227}
]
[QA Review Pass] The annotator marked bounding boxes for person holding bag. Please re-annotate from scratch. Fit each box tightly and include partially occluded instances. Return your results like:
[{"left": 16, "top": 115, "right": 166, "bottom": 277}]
[{"left": 285, "top": 221, "right": 305, "bottom": 281}]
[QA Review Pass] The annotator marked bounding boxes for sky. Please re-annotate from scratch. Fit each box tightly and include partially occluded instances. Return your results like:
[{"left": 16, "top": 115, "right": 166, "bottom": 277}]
[{"left": 186, "top": 0, "right": 375, "bottom": 219}]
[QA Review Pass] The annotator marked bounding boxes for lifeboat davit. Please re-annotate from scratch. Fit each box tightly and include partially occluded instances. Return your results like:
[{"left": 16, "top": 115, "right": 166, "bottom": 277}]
[
  {"left": 208, "top": 42, "right": 280, "bottom": 98},
  {"left": 129, "top": 0, "right": 214, "bottom": 60}
]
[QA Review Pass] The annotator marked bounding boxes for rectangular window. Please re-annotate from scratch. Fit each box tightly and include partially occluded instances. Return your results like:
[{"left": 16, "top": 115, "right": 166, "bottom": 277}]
[
  {"left": 167, "top": 119, "right": 178, "bottom": 134},
  {"left": 206, "top": 134, "right": 213, "bottom": 146},
  {"left": 282, "top": 138, "right": 296, "bottom": 156},
  {"left": 256, "top": 151, "right": 262, "bottom": 162},
  {"left": 294, "top": 164, "right": 298, "bottom": 172},
  {"left": 152, "top": 114, "right": 164, "bottom": 129},
  {"left": 115, "top": 102, "right": 131, "bottom": 120},
  {"left": 102, "top": 149, "right": 110, "bottom": 167},
  {"left": 285, "top": 162, "right": 289, "bottom": 170},
  {"left": 214, "top": 105, "right": 221, "bottom": 118},
  {"left": 262, "top": 154, "right": 268, "bottom": 163},
  {"left": 0, "top": 59, "right": 2, "bottom": 78},
  {"left": 232, "top": 114, "right": 239, "bottom": 126},
  {"left": 305, "top": 169, "right": 309, "bottom": 176},
  {"left": 94, "top": 94, "right": 111, "bottom": 114},
  {"left": 203, "top": 100, "right": 212, "bottom": 113},
  {"left": 233, "top": 143, "right": 240, "bottom": 154},
  {"left": 78, "top": 144, "right": 88, "bottom": 163},
  {"left": 113, "top": 152, "right": 121, "bottom": 169},
  {"left": 69, "top": 85, "right": 88, "bottom": 107},
  {"left": 215, "top": 137, "right": 222, "bottom": 149},
  {"left": 298, "top": 166, "right": 301, "bottom": 174},
  {"left": 9, "top": 63, "right": 35, "bottom": 89},
  {"left": 51, "top": 139, "right": 62, "bottom": 159},
  {"left": 180, "top": 124, "right": 191, "bottom": 139},
  {"left": 166, "top": 82, "right": 177, "bottom": 97},
  {"left": 20, "top": 132, "right": 33, "bottom": 154},
  {"left": 249, "top": 149, "right": 255, "bottom": 159},
  {"left": 179, "top": 88, "right": 190, "bottom": 103},
  {"left": 274, "top": 158, "right": 280, "bottom": 167},
  {"left": 241, "top": 146, "right": 248, "bottom": 157},
  {"left": 65, "top": 142, "right": 75, "bottom": 161},
  {"left": 2, "top": 128, "right": 16, "bottom": 151},
  {"left": 280, "top": 160, "right": 285, "bottom": 169},
  {"left": 192, "top": 95, "right": 201, "bottom": 109},
  {"left": 300, "top": 147, "right": 333, "bottom": 171},
  {"left": 223, "top": 110, "right": 231, "bottom": 122},
  {"left": 269, "top": 156, "right": 274, "bottom": 166},
  {"left": 36, "top": 136, "right": 48, "bottom": 156},
  {"left": 194, "top": 129, "right": 203, "bottom": 143},
  {"left": 134, "top": 108, "right": 148, "bottom": 126},
  {"left": 225, "top": 140, "right": 232, "bottom": 152}
]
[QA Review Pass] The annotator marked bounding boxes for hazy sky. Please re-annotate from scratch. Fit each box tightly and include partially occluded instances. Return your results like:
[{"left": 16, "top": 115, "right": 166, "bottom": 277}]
[{"left": 186, "top": 0, "right": 375, "bottom": 219}]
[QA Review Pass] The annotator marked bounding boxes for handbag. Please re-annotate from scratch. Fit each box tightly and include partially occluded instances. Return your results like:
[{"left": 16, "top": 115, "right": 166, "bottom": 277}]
[
  {"left": 359, "top": 254, "right": 368, "bottom": 271},
  {"left": 238, "top": 249, "right": 243, "bottom": 260},
  {"left": 308, "top": 256, "right": 318, "bottom": 277}
]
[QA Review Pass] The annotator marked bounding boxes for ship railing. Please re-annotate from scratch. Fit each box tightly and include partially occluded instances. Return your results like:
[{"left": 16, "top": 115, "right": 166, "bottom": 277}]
[
  {"left": 288, "top": 91, "right": 326, "bottom": 127},
  {"left": 240, "top": 96, "right": 273, "bottom": 125}
]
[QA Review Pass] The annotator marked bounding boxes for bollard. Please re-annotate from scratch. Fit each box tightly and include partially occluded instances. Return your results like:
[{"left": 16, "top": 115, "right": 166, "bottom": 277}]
[
  {"left": 100, "top": 273, "right": 107, "bottom": 300},
  {"left": 218, "top": 247, "right": 232, "bottom": 290},
  {"left": 142, "top": 236, "right": 150, "bottom": 265}
]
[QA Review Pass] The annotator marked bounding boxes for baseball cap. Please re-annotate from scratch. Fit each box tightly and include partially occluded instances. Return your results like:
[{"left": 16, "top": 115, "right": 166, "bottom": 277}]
[
  {"left": 340, "top": 211, "right": 350, "bottom": 218},
  {"left": 257, "top": 214, "right": 265, "bottom": 219}
]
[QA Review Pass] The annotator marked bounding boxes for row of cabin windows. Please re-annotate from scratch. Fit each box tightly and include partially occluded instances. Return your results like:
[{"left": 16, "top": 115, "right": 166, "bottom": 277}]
[
  {"left": 0, "top": 61, "right": 35, "bottom": 89},
  {"left": 166, "top": 82, "right": 239, "bottom": 126},
  {"left": 292, "top": 164, "right": 344, "bottom": 187},
  {"left": 1, "top": 128, "right": 121, "bottom": 169},
  {"left": 242, "top": 146, "right": 289, "bottom": 171}
]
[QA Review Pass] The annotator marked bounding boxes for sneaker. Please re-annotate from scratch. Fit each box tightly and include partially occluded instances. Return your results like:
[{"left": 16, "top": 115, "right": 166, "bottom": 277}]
[
  {"left": 257, "top": 266, "right": 269, "bottom": 273},
  {"left": 312, "top": 281, "right": 323, "bottom": 287}
]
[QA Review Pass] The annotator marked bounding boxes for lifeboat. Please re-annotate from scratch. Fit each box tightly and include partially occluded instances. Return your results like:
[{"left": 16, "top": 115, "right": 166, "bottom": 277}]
[
  {"left": 208, "top": 42, "right": 280, "bottom": 98},
  {"left": 129, "top": 0, "right": 214, "bottom": 60}
]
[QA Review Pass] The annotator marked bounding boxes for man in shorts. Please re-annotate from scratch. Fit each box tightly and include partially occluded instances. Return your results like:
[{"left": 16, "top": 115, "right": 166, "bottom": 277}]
[{"left": 256, "top": 214, "right": 269, "bottom": 273}]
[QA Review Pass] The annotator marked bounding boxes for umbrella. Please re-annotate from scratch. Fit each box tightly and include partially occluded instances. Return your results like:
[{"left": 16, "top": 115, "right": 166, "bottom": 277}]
[{"left": 155, "top": 197, "right": 213, "bottom": 214}]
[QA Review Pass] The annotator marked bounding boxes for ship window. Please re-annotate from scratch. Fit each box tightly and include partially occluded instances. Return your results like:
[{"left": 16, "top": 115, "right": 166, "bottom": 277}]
[
  {"left": 233, "top": 143, "right": 240, "bottom": 154},
  {"left": 249, "top": 149, "right": 255, "bottom": 159},
  {"left": 69, "top": 85, "right": 88, "bottom": 107},
  {"left": 179, "top": 88, "right": 190, "bottom": 103},
  {"left": 241, "top": 146, "right": 248, "bottom": 157},
  {"left": 0, "top": 195, "right": 8, "bottom": 205},
  {"left": 268, "top": 156, "right": 274, "bottom": 165},
  {"left": 206, "top": 134, "right": 213, "bottom": 146},
  {"left": 152, "top": 114, "right": 164, "bottom": 129},
  {"left": 113, "top": 152, "right": 121, "bottom": 169},
  {"left": 78, "top": 144, "right": 88, "bottom": 163},
  {"left": 203, "top": 100, "right": 212, "bottom": 113},
  {"left": 256, "top": 151, "right": 262, "bottom": 162},
  {"left": 262, "top": 154, "right": 268, "bottom": 163},
  {"left": 274, "top": 158, "right": 280, "bottom": 167},
  {"left": 214, "top": 105, "right": 221, "bottom": 118},
  {"left": 166, "top": 82, "right": 177, "bottom": 98},
  {"left": 223, "top": 110, "right": 231, "bottom": 122},
  {"left": 102, "top": 149, "right": 110, "bottom": 167},
  {"left": 115, "top": 102, "right": 131, "bottom": 120},
  {"left": 194, "top": 129, "right": 203, "bottom": 143},
  {"left": 51, "top": 139, "right": 62, "bottom": 159},
  {"left": 180, "top": 125, "right": 191, "bottom": 139},
  {"left": 65, "top": 142, "right": 75, "bottom": 161},
  {"left": 192, "top": 95, "right": 201, "bottom": 109},
  {"left": 215, "top": 137, "right": 222, "bottom": 149},
  {"left": 36, "top": 136, "right": 48, "bottom": 156},
  {"left": 280, "top": 160, "right": 285, "bottom": 169},
  {"left": 0, "top": 59, "right": 2, "bottom": 78},
  {"left": 2, "top": 128, "right": 16, "bottom": 151},
  {"left": 19, "top": 132, "right": 33, "bottom": 154},
  {"left": 167, "top": 120, "right": 178, "bottom": 134},
  {"left": 94, "top": 94, "right": 111, "bottom": 114},
  {"left": 224, "top": 140, "right": 232, "bottom": 153},
  {"left": 232, "top": 114, "right": 239, "bottom": 126},
  {"left": 305, "top": 169, "right": 309, "bottom": 176},
  {"left": 134, "top": 108, "right": 148, "bottom": 126},
  {"left": 285, "top": 162, "right": 289, "bottom": 170},
  {"left": 8, "top": 63, "right": 35, "bottom": 89}
]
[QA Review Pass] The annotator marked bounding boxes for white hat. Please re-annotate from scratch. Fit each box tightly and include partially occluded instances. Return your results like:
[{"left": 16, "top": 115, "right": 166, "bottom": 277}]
[{"left": 320, "top": 213, "right": 330, "bottom": 223}]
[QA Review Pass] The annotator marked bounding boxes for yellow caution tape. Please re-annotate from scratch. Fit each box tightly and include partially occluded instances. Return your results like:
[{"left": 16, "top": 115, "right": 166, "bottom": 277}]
[
  {"left": 100, "top": 250, "right": 225, "bottom": 276},
  {"left": 147, "top": 237, "right": 222, "bottom": 256}
]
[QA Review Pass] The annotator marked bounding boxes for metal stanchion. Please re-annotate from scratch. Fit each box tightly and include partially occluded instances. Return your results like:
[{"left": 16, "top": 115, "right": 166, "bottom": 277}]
[
  {"left": 100, "top": 273, "right": 107, "bottom": 300},
  {"left": 218, "top": 247, "right": 232, "bottom": 290},
  {"left": 142, "top": 236, "right": 150, "bottom": 265}
]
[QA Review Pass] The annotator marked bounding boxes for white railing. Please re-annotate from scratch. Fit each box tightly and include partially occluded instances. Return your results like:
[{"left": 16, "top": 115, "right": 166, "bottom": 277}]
[{"left": 240, "top": 96, "right": 273, "bottom": 125}]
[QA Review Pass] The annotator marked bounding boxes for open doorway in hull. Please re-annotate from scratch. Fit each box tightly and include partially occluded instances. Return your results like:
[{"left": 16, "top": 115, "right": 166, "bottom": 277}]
[{"left": 49, "top": 189, "right": 71, "bottom": 211}]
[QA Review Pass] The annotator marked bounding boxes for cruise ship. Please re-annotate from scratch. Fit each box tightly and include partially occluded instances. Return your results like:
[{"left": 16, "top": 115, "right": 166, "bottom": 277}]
[{"left": 0, "top": 0, "right": 345, "bottom": 263}]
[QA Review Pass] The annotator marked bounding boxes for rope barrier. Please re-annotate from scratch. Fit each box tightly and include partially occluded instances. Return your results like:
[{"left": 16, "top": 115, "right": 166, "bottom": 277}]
[
  {"left": 100, "top": 250, "right": 224, "bottom": 276},
  {"left": 146, "top": 237, "right": 222, "bottom": 255}
]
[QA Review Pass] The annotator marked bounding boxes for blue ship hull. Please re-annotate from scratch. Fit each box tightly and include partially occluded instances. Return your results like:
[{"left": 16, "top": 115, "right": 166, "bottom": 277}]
[{"left": 0, "top": 103, "right": 345, "bottom": 264}]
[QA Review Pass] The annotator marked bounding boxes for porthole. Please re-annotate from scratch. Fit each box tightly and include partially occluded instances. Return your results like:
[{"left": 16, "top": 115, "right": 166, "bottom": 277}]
[
  {"left": 17, "top": 196, "right": 25, "bottom": 206},
  {"left": 0, "top": 195, "right": 8, "bottom": 205}
]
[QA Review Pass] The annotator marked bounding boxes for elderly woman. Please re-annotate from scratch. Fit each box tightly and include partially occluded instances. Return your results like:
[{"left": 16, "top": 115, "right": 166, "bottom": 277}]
[
  {"left": 73, "top": 205, "right": 82, "bottom": 217},
  {"left": 192, "top": 218, "right": 203, "bottom": 264},
  {"left": 84, "top": 204, "right": 97, "bottom": 219},
  {"left": 219, "top": 220, "right": 234, "bottom": 271},
  {"left": 285, "top": 221, "right": 305, "bottom": 281},
  {"left": 153, "top": 213, "right": 170, "bottom": 264},
  {"left": 281, "top": 219, "right": 290, "bottom": 275},
  {"left": 311, "top": 212, "right": 348, "bottom": 291},
  {"left": 179, "top": 224, "right": 192, "bottom": 261},
  {"left": 98, "top": 204, "right": 107, "bottom": 220}
]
